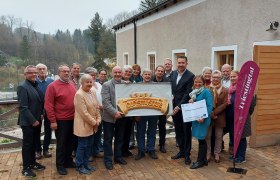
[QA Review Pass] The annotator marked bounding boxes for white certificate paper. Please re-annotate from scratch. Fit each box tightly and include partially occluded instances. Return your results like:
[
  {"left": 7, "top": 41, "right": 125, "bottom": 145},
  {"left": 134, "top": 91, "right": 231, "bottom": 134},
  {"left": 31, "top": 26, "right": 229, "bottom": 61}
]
[{"left": 181, "top": 99, "right": 208, "bottom": 122}]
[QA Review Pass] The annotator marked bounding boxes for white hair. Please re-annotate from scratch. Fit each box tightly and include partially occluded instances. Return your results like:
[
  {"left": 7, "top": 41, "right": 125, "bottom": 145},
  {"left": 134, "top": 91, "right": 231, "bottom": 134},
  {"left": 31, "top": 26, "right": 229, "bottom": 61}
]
[{"left": 202, "top": 67, "right": 212, "bottom": 74}]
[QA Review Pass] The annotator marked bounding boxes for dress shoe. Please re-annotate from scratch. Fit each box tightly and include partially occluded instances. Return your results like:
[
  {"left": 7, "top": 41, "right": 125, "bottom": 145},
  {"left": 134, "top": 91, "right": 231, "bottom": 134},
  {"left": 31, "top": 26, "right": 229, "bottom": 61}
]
[
  {"left": 135, "top": 150, "right": 145, "bottom": 160},
  {"left": 114, "top": 158, "right": 127, "bottom": 165},
  {"left": 214, "top": 154, "right": 220, "bottom": 163},
  {"left": 35, "top": 152, "right": 42, "bottom": 160},
  {"left": 171, "top": 152, "right": 184, "bottom": 159},
  {"left": 105, "top": 163, "right": 113, "bottom": 170},
  {"left": 148, "top": 151, "right": 158, "bottom": 159},
  {"left": 184, "top": 157, "right": 192, "bottom": 165},
  {"left": 190, "top": 161, "right": 206, "bottom": 169},
  {"left": 43, "top": 151, "right": 52, "bottom": 158},
  {"left": 31, "top": 162, "right": 46, "bottom": 170},
  {"left": 57, "top": 166, "right": 67, "bottom": 175},
  {"left": 159, "top": 146, "right": 167, "bottom": 153},
  {"left": 22, "top": 168, "right": 36, "bottom": 177},
  {"left": 122, "top": 150, "right": 133, "bottom": 157}
]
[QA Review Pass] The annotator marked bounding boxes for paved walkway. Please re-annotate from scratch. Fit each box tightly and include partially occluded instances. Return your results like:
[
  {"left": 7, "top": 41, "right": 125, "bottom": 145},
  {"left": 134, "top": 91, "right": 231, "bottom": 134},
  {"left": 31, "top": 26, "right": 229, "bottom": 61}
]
[{"left": 0, "top": 137, "right": 279, "bottom": 180}]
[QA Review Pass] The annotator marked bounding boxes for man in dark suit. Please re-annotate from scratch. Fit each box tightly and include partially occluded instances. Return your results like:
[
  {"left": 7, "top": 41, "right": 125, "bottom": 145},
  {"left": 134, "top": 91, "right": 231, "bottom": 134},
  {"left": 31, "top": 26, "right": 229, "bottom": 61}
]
[
  {"left": 171, "top": 56, "right": 194, "bottom": 165},
  {"left": 17, "top": 65, "right": 45, "bottom": 177}
]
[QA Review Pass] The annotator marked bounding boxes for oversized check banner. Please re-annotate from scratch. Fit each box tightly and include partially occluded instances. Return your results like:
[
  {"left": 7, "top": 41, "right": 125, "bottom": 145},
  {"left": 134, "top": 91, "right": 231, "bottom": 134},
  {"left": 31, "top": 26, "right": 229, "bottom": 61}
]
[
  {"left": 181, "top": 99, "right": 208, "bottom": 122},
  {"left": 115, "top": 82, "right": 173, "bottom": 116}
]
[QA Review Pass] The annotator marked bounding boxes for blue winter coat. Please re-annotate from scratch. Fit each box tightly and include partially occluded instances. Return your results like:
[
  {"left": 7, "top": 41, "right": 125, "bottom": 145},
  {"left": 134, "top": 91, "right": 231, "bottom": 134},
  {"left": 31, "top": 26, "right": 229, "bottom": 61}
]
[{"left": 192, "top": 88, "right": 213, "bottom": 140}]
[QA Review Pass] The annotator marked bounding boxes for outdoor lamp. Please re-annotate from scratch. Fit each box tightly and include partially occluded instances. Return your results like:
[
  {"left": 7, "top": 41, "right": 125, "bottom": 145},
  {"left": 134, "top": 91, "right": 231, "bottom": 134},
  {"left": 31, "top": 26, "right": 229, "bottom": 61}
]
[{"left": 266, "top": 21, "right": 279, "bottom": 31}]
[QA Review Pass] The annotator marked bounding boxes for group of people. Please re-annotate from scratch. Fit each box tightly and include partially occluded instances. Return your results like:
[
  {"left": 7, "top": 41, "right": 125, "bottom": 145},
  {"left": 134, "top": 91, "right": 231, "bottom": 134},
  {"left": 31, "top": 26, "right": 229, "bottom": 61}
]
[{"left": 17, "top": 56, "right": 255, "bottom": 177}]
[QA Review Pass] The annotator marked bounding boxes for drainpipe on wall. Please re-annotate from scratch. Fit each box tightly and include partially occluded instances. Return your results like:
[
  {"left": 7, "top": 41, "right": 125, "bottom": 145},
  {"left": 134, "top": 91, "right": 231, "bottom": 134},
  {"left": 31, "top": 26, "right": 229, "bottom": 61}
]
[{"left": 133, "top": 20, "right": 137, "bottom": 64}]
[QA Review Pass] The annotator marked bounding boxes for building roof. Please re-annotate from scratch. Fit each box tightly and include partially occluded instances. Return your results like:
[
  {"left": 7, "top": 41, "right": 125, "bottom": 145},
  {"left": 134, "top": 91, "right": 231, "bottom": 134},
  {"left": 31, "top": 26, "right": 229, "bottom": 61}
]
[{"left": 113, "top": 0, "right": 185, "bottom": 31}]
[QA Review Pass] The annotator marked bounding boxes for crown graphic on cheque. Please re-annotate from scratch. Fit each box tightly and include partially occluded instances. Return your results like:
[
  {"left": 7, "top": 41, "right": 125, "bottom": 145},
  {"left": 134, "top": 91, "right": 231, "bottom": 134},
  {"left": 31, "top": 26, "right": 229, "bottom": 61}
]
[{"left": 117, "top": 92, "right": 169, "bottom": 115}]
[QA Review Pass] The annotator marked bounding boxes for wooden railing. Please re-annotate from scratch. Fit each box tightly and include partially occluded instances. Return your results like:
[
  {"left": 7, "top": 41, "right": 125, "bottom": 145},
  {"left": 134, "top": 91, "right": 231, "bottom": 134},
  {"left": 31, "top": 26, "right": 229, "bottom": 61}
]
[
  {"left": 0, "top": 100, "right": 175, "bottom": 149},
  {"left": 0, "top": 100, "right": 22, "bottom": 148}
]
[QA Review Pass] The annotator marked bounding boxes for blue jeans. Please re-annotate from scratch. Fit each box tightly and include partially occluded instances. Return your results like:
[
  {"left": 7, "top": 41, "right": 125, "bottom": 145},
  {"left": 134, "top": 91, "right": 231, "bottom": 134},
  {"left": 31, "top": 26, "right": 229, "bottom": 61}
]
[
  {"left": 103, "top": 120, "right": 125, "bottom": 164},
  {"left": 235, "top": 138, "right": 247, "bottom": 161},
  {"left": 92, "top": 123, "right": 102, "bottom": 156},
  {"left": 136, "top": 116, "right": 158, "bottom": 152},
  {"left": 76, "top": 136, "right": 93, "bottom": 167}
]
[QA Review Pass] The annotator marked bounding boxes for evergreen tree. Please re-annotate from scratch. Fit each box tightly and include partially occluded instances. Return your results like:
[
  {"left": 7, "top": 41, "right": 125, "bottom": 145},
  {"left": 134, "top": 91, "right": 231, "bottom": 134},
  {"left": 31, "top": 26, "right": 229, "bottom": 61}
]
[
  {"left": 88, "top": 12, "right": 105, "bottom": 54},
  {"left": 20, "top": 35, "right": 29, "bottom": 61},
  {"left": 83, "top": 29, "right": 95, "bottom": 55}
]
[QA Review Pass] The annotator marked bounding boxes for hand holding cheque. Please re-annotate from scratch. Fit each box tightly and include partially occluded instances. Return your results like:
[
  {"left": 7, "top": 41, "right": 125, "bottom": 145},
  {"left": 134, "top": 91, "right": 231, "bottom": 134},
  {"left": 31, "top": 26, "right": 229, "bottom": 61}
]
[{"left": 181, "top": 99, "right": 208, "bottom": 123}]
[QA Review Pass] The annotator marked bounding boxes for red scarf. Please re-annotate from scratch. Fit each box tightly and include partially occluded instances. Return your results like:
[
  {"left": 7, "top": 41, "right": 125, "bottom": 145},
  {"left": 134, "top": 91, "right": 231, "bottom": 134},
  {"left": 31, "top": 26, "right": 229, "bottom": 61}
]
[
  {"left": 205, "top": 79, "right": 211, "bottom": 87},
  {"left": 228, "top": 84, "right": 236, "bottom": 104}
]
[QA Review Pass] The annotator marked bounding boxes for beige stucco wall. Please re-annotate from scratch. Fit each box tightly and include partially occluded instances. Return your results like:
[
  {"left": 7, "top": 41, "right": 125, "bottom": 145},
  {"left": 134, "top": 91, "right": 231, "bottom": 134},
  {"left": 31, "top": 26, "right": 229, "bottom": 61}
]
[{"left": 116, "top": 0, "right": 280, "bottom": 74}]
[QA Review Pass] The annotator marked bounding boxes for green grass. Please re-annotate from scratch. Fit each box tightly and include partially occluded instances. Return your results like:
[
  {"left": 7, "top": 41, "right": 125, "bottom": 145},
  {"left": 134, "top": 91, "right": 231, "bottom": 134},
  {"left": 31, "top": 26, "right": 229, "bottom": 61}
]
[{"left": 0, "top": 138, "right": 14, "bottom": 144}]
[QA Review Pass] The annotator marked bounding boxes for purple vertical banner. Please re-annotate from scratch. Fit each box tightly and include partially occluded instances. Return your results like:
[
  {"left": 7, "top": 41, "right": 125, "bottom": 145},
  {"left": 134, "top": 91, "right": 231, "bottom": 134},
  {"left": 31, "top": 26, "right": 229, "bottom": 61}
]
[{"left": 234, "top": 61, "right": 259, "bottom": 158}]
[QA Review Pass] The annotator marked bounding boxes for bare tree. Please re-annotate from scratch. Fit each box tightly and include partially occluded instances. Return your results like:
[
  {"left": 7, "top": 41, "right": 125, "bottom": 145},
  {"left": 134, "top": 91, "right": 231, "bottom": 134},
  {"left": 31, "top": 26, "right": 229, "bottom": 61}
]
[
  {"left": 7, "top": 15, "right": 18, "bottom": 33},
  {"left": 139, "top": 0, "right": 164, "bottom": 11},
  {"left": 0, "top": 15, "right": 7, "bottom": 25},
  {"left": 25, "top": 20, "right": 34, "bottom": 40},
  {"left": 106, "top": 10, "right": 139, "bottom": 29},
  {"left": 17, "top": 18, "right": 24, "bottom": 38}
]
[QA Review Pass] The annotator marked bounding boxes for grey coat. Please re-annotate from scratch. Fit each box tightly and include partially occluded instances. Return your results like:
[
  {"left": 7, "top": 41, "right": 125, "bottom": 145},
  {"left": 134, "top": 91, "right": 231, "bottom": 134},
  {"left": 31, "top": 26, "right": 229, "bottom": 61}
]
[{"left": 101, "top": 79, "right": 124, "bottom": 124}]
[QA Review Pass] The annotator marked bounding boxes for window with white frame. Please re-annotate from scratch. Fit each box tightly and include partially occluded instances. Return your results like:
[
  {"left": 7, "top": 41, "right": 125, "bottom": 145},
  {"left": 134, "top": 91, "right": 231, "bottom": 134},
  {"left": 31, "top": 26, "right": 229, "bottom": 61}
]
[
  {"left": 211, "top": 45, "right": 237, "bottom": 70},
  {"left": 123, "top": 53, "right": 129, "bottom": 65}
]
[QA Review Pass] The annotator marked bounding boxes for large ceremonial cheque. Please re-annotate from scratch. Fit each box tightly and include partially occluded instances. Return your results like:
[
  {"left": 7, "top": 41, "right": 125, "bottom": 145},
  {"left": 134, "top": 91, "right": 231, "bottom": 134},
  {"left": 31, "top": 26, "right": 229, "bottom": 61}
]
[
  {"left": 181, "top": 99, "right": 208, "bottom": 122},
  {"left": 115, "top": 82, "right": 173, "bottom": 116}
]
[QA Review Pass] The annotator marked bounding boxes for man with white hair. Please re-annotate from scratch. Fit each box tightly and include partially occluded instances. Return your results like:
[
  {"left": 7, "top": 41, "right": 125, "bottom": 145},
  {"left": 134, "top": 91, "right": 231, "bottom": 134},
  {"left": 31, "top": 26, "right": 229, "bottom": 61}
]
[
  {"left": 221, "top": 64, "right": 232, "bottom": 89},
  {"left": 102, "top": 66, "right": 127, "bottom": 170},
  {"left": 121, "top": 65, "right": 134, "bottom": 157},
  {"left": 35, "top": 63, "right": 53, "bottom": 159}
]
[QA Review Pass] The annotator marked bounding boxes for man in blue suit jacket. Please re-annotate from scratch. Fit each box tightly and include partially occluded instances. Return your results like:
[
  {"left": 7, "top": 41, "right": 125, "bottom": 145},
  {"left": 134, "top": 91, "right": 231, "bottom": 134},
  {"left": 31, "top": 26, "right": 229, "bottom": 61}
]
[
  {"left": 171, "top": 56, "right": 194, "bottom": 165},
  {"left": 17, "top": 65, "right": 45, "bottom": 177}
]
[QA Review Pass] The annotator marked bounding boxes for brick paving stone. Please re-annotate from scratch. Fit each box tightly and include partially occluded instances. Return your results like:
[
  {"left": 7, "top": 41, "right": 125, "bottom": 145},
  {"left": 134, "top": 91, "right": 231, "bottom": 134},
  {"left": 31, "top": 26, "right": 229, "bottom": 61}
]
[{"left": 0, "top": 138, "right": 280, "bottom": 179}]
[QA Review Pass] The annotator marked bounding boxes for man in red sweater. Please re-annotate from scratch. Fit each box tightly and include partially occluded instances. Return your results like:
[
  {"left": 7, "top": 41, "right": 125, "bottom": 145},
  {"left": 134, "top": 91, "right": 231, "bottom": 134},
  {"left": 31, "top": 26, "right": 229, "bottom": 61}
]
[{"left": 45, "top": 64, "right": 77, "bottom": 175}]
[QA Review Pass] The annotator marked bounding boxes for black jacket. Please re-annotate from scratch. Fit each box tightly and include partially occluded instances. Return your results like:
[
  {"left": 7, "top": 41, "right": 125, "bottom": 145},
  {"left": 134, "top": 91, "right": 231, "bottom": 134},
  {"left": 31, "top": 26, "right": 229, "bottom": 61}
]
[
  {"left": 171, "top": 69, "right": 194, "bottom": 108},
  {"left": 17, "top": 80, "right": 44, "bottom": 126}
]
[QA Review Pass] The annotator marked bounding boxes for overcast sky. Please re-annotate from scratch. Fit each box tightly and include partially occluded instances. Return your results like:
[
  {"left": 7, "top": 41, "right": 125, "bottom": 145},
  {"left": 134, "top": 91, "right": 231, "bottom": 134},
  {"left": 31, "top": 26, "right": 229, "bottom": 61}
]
[{"left": 1, "top": 0, "right": 140, "bottom": 34}]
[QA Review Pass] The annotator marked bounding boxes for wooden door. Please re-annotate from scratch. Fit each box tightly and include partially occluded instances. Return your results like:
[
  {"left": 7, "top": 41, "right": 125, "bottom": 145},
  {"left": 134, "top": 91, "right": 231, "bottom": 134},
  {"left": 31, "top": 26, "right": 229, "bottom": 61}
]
[{"left": 252, "top": 45, "right": 280, "bottom": 147}]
